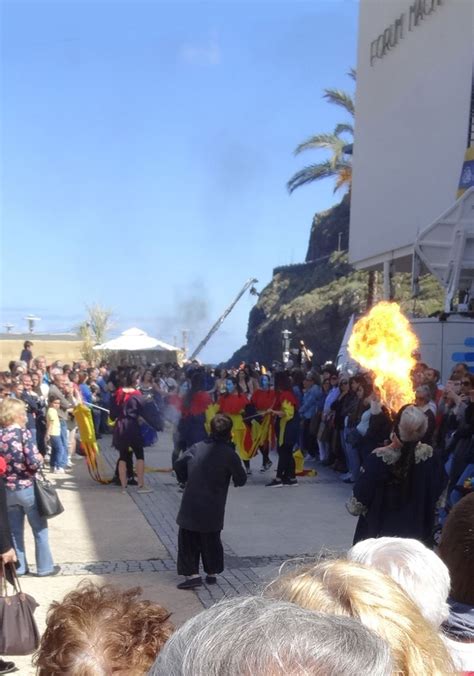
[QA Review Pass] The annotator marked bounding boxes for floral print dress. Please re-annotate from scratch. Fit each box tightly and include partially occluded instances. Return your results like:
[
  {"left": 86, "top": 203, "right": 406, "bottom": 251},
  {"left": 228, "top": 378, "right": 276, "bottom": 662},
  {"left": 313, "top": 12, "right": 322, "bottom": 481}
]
[{"left": 0, "top": 424, "right": 42, "bottom": 491}]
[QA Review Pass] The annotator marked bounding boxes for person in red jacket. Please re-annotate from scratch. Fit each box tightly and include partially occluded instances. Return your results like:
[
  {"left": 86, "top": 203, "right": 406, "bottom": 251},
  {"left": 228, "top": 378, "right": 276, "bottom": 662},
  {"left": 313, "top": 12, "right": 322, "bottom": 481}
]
[
  {"left": 217, "top": 378, "right": 254, "bottom": 474},
  {"left": 266, "top": 371, "right": 300, "bottom": 487},
  {"left": 250, "top": 374, "right": 276, "bottom": 472}
]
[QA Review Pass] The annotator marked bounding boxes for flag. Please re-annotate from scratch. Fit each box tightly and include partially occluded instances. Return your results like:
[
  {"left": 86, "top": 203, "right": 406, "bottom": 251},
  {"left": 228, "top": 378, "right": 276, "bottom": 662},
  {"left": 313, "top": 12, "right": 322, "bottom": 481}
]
[{"left": 74, "top": 404, "right": 112, "bottom": 484}]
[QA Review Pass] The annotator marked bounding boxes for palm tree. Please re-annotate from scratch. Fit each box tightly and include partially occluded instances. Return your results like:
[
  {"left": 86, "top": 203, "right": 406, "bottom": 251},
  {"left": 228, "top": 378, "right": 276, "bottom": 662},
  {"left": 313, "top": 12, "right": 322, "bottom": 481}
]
[
  {"left": 287, "top": 71, "right": 355, "bottom": 194},
  {"left": 77, "top": 304, "right": 114, "bottom": 361}
]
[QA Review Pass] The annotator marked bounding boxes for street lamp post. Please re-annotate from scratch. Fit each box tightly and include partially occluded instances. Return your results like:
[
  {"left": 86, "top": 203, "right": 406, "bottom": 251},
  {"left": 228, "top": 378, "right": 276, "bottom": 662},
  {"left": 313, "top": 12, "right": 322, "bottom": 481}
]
[{"left": 281, "top": 329, "right": 292, "bottom": 365}]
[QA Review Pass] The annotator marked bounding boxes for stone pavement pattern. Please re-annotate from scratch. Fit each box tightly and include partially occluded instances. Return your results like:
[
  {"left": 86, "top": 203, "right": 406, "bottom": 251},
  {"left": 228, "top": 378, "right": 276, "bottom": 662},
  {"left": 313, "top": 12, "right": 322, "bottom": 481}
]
[
  {"left": 102, "top": 429, "right": 356, "bottom": 607},
  {"left": 9, "top": 428, "right": 355, "bottom": 673},
  {"left": 10, "top": 446, "right": 202, "bottom": 675}
]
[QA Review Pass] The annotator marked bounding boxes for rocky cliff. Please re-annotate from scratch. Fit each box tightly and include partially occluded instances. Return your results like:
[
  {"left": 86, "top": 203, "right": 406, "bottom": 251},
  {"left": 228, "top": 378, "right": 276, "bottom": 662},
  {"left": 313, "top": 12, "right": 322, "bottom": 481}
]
[{"left": 228, "top": 197, "right": 444, "bottom": 367}]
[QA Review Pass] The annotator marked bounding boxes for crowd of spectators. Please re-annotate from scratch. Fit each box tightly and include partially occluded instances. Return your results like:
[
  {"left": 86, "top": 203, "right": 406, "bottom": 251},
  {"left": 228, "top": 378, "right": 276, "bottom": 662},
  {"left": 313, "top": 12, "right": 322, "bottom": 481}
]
[
  {"left": 1, "top": 344, "right": 473, "bottom": 522},
  {"left": 1, "top": 342, "right": 474, "bottom": 673},
  {"left": 24, "top": 503, "right": 474, "bottom": 673}
]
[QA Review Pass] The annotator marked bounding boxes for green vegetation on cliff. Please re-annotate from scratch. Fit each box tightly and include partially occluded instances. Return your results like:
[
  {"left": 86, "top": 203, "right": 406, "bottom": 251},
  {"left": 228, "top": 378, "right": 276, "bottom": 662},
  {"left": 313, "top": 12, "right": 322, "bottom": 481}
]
[
  {"left": 228, "top": 200, "right": 444, "bottom": 367},
  {"left": 228, "top": 72, "right": 443, "bottom": 368}
]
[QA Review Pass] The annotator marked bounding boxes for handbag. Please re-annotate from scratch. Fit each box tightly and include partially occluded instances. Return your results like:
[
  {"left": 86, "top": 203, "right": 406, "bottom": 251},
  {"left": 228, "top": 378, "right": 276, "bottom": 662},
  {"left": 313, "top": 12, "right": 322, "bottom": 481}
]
[
  {"left": 140, "top": 422, "right": 158, "bottom": 447},
  {"left": 0, "top": 561, "right": 40, "bottom": 655},
  {"left": 34, "top": 469, "right": 64, "bottom": 519}
]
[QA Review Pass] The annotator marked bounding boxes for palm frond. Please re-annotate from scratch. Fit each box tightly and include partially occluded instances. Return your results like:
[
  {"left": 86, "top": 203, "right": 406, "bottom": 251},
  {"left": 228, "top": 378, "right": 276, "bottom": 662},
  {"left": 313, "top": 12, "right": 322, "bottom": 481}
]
[
  {"left": 294, "top": 133, "right": 343, "bottom": 156},
  {"left": 287, "top": 161, "right": 337, "bottom": 194},
  {"left": 334, "top": 166, "right": 352, "bottom": 193},
  {"left": 323, "top": 88, "right": 355, "bottom": 116},
  {"left": 334, "top": 123, "right": 354, "bottom": 137},
  {"left": 348, "top": 68, "right": 356, "bottom": 81}
]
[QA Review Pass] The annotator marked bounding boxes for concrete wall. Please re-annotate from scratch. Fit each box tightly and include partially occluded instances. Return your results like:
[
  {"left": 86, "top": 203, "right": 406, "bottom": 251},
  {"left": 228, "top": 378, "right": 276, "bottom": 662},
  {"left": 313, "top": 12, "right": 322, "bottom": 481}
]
[
  {"left": 350, "top": 0, "right": 474, "bottom": 269},
  {"left": 0, "top": 339, "right": 83, "bottom": 367}
]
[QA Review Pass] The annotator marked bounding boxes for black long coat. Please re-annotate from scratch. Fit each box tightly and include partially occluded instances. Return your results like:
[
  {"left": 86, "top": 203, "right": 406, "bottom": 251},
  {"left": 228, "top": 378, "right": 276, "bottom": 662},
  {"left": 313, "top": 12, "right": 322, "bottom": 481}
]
[
  {"left": 175, "top": 439, "right": 247, "bottom": 533},
  {"left": 347, "top": 442, "right": 446, "bottom": 546}
]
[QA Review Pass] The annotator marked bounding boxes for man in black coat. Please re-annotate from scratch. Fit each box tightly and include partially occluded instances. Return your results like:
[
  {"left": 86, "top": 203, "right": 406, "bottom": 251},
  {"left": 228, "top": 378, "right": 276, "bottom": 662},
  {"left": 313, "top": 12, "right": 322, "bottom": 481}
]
[
  {"left": 174, "top": 414, "right": 247, "bottom": 590},
  {"left": 0, "top": 464, "right": 17, "bottom": 675}
]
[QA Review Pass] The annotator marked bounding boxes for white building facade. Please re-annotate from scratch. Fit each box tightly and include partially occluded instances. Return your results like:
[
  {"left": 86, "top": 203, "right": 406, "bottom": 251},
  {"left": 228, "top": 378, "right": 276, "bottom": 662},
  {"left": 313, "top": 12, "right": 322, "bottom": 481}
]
[{"left": 349, "top": 0, "right": 474, "bottom": 279}]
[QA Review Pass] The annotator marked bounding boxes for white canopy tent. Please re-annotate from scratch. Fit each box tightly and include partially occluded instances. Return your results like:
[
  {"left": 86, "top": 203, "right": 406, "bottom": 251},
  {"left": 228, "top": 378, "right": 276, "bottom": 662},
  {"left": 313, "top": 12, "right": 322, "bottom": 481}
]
[
  {"left": 94, "top": 328, "right": 182, "bottom": 364},
  {"left": 95, "top": 327, "right": 175, "bottom": 352}
]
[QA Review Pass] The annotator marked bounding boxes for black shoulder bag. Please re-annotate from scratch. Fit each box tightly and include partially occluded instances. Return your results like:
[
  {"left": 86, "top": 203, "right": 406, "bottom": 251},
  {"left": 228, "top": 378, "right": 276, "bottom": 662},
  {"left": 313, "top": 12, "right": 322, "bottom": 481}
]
[{"left": 34, "top": 468, "right": 64, "bottom": 518}]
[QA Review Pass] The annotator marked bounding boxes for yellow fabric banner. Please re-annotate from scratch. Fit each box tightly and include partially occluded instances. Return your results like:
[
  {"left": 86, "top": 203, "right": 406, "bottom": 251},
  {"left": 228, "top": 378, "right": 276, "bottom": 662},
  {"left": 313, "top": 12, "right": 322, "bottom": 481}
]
[{"left": 73, "top": 404, "right": 112, "bottom": 484}]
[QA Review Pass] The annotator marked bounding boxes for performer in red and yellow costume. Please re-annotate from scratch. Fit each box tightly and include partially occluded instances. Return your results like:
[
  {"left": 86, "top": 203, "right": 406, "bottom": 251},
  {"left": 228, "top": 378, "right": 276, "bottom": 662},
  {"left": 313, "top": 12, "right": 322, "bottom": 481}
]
[
  {"left": 266, "top": 371, "right": 300, "bottom": 487},
  {"left": 250, "top": 374, "right": 276, "bottom": 472},
  {"left": 216, "top": 377, "right": 254, "bottom": 474}
]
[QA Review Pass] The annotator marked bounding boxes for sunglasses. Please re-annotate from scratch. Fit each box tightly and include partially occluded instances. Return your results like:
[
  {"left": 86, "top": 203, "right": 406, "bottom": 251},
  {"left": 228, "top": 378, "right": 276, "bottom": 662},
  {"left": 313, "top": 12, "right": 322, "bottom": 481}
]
[
  {"left": 462, "top": 381, "right": 471, "bottom": 386},
  {"left": 339, "top": 380, "right": 348, "bottom": 385}
]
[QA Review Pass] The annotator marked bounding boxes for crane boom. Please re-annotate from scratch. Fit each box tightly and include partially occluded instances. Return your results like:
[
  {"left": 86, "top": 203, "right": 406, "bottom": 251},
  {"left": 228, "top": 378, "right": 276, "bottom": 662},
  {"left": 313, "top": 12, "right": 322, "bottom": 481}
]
[{"left": 189, "top": 277, "right": 258, "bottom": 361}]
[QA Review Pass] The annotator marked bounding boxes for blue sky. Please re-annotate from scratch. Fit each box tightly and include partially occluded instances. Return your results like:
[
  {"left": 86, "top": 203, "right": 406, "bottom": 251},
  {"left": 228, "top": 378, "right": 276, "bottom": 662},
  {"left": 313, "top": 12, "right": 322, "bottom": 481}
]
[{"left": 1, "top": 0, "right": 358, "bottom": 362}]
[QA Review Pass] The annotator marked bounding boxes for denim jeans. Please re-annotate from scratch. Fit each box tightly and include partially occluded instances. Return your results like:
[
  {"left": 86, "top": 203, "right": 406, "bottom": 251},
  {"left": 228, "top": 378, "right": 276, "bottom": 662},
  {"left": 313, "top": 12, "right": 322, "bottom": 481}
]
[
  {"left": 343, "top": 427, "right": 361, "bottom": 482},
  {"left": 6, "top": 485, "right": 54, "bottom": 575},
  {"left": 60, "top": 419, "right": 68, "bottom": 453},
  {"left": 50, "top": 434, "right": 67, "bottom": 469}
]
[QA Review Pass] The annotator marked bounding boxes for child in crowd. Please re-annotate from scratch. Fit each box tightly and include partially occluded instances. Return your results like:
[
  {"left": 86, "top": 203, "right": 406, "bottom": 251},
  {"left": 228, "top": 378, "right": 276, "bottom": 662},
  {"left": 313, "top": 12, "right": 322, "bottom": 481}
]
[{"left": 46, "top": 395, "right": 67, "bottom": 474}]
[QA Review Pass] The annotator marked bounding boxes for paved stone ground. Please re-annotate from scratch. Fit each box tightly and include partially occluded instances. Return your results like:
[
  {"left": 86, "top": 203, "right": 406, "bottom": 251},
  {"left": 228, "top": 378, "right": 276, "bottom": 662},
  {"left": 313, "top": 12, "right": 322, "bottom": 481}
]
[
  {"left": 101, "top": 442, "right": 261, "bottom": 607},
  {"left": 100, "top": 427, "right": 355, "bottom": 607},
  {"left": 10, "top": 428, "right": 355, "bottom": 672},
  {"left": 10, "top": 437, "right": 203, "bottom": 674}
]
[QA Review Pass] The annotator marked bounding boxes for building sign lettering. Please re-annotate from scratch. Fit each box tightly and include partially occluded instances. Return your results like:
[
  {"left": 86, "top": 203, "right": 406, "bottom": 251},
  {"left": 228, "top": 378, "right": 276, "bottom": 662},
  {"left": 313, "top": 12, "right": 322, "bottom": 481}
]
[{"left": 370, "top": 0, "right": 443, "bottom": 66}]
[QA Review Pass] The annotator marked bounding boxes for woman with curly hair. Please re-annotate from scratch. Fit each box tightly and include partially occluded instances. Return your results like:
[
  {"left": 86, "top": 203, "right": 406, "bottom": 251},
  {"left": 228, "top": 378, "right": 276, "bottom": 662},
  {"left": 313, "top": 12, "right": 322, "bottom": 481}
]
[
  {"left": 34, "top": 582, "right": 173, "bottom": 675},
  {"left": 265, "top": 558, "right": 455, "bottom": 675},
  {"left": 346, "top": 405, "right": 446, "bottom": 545}
]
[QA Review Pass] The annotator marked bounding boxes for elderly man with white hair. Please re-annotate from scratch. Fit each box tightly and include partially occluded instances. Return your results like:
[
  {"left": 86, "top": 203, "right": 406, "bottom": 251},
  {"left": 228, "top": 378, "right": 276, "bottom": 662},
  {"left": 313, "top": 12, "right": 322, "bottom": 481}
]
[
  {"left": 346, "top": 405, "right": 446, "bottom": 545},
  {"left": 348, "top": 535, "right": 474, "bottom": 670},
  {"left": 347, "top": 537, "right": 450, "bottom": 628},
  {"left": 148, "top": 596, "right": 392, "bottom": 676}
]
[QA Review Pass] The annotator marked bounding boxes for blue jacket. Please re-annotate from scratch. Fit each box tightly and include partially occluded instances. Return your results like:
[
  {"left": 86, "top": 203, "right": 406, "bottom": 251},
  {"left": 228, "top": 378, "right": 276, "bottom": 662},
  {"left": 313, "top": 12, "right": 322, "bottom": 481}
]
[{"left": 299, "top": 385, "right": 324, "bottom": 420}]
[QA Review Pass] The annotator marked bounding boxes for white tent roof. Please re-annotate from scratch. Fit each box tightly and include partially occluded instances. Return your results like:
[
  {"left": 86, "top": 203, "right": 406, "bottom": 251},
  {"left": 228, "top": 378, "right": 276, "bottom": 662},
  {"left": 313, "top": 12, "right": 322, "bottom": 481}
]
[{"left": 94, "top": 327, "right": 177, "bottom": 352}]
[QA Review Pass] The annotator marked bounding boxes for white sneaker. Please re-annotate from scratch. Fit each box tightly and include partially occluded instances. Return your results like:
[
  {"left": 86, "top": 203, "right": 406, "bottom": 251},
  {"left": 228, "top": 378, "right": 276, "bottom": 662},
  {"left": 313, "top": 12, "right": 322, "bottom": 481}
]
[{"left": 54, "top": 467, "right": 65, "bottom": 475}]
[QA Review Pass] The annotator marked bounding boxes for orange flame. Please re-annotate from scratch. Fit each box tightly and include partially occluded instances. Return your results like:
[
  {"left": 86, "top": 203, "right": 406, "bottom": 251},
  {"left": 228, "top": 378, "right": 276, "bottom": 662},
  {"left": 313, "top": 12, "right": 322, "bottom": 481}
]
[{"left": 348, "top": 302, "right": 418, "bottom": 412}]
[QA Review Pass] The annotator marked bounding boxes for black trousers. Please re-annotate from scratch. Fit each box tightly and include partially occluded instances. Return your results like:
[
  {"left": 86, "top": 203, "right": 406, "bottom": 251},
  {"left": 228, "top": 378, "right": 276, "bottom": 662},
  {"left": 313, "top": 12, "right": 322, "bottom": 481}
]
[
  {"left": 302, "top": 418, "right": 317, "bottom": 456},
  {"left": 276, "top": 443, "right": 295, "bottom": 480},
  {"left": 114, "top": 454, "right": 134, "bottom": 480},
  {"left": 177, "top": 528, "right": 224, "bottom": 576}
]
